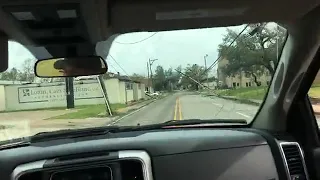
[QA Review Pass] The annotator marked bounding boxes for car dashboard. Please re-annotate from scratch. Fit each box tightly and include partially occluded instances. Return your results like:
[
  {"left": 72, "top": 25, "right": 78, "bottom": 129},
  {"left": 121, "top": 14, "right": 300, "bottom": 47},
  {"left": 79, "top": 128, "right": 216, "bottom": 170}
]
[{"left": 0, "top": 128, "right": 309, "bottom": 180}]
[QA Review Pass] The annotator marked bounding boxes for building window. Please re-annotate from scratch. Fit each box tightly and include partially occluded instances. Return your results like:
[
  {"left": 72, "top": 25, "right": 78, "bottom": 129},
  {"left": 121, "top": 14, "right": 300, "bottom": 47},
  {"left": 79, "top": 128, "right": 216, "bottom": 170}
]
[
  {"left": 233, "top": 82, "right": 236, "bottom": 87},
  {"left": 237, "top": 83, "right": 240, "bottom": 87},
  {"left": 246, "top": 82, "right": 248, "bottom": 87},
  {"left": 126, "top": 82, "right": 133, "bottom": 90},
  {"left": 249, "top": 82, "right": 252, "bottom": 86},
  {"left": 257, "top": 81, "right": 262, "bottom": 86}
]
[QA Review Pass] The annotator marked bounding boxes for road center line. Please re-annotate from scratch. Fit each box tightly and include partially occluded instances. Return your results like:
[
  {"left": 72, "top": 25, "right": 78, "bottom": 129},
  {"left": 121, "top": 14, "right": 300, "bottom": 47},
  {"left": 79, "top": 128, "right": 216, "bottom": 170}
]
[
  {"left": 178, "top": 98, "right": 182, "bottom": 120},
  {"left": 173, "top": 98, "right": 178, "bottom": 120},
  {"left": 236, "top": 112, "right": 252, "bottom": 118}
]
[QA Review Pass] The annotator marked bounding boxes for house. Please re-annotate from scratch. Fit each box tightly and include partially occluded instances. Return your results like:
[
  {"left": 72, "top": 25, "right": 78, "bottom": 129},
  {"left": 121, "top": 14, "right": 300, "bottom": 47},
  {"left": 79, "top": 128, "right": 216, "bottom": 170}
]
[
  {"left": 130, "top": 77, "right": 154, "bottom": 93},
  {"left": 217, "top": 57, "right": 272, "bottom": 88}
]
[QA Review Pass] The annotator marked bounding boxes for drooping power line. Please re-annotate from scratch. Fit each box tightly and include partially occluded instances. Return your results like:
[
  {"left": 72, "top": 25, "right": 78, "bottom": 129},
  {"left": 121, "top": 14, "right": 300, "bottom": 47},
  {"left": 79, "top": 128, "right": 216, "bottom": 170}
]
[
  {"left": 108, "top": 54, "right": 131, "bottom": 77},
  {"left": 114, "top": 32, "right": 158, "bottom": 45},
  {"left": 107, "top": 61, "right": 119, "bottom": 72},
  {"left": 200, "top": 24, "right": 250, "bottom": 76},
  {"left": 174, "top": 24, "right": 252, "bottom": 89}
]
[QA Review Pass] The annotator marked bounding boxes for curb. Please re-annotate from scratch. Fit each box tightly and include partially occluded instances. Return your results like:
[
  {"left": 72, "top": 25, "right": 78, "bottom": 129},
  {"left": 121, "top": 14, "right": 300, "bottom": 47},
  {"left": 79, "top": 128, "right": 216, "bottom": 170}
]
[
  {"left": 107, "top": 94, "right": 173, "bottom": 125},
  {"left": 219, "top": 96, "right": 260, "bottom": 106},
  {"left": 201, "top": 93, "right": 261, "bottom": 106}
]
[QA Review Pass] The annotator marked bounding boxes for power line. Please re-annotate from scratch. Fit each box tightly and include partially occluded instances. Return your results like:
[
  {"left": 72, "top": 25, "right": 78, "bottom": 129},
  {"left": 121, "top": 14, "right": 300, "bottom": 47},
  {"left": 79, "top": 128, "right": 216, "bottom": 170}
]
[
  {"left": 174, "top": 24, "right": 253, "bottom": 90},
  {"left": 206, "top": 23, "right": 269, "bottom": 74},
  {"left": 108, "top": 54, "right": 131, "bottom": 77},
  {"left": 107, "top": 61, "right": 119, "bottom": 72},
  {"left": 201, "top": 24, "right": 250, "bottom": 76},
  {"left": 114, "top": 32, "right": 158, "bottom": 45},
  {"left": 173, "top": 66, "right": 208, "bottom": 89}
]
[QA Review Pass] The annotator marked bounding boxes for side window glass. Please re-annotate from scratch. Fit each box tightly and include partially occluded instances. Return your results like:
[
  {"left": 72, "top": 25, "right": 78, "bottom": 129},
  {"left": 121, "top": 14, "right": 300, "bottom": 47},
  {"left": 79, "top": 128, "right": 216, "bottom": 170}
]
[{"left": 309, "top": 71, "right": 320, "bottom": 119}]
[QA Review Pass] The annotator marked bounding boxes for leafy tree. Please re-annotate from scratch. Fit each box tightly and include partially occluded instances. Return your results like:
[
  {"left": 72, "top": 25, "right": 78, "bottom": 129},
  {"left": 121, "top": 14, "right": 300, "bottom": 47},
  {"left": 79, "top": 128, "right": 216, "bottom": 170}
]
[
  {"left": 153, "top": 65, "right": 166, "bottom": 91},
  {"left": 0, "top": 68, "right": 19, "bottom": 83},
  {"left": 180, "top": 64, "right": 208, "bottom": 90},
  {"left": 131, "top": 73, "right": 145, "bottom": 81},
  {"left": 218, "top": 23, "right": 286, "bottom": 86}
]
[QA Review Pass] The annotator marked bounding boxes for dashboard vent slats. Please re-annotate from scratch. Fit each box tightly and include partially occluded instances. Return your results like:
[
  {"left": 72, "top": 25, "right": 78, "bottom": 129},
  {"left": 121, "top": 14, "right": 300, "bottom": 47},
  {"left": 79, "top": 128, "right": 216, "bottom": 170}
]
[{"left": 280, "top": 142, "right": 308, "bottom": 179}]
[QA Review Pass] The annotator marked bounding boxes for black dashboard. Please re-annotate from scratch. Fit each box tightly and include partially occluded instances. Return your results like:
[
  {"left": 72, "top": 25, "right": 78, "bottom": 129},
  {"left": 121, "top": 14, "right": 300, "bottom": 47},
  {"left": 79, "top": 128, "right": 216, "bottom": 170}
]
[{"left": 0, "top": 128, "right": 310, "bottom": 180}]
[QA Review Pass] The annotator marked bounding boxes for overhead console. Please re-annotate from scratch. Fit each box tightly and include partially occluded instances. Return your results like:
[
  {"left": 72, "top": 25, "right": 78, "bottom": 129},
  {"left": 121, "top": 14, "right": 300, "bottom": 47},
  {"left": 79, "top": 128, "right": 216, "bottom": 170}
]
[
  {"left": 2, "top": 3, "right": 89, "bottom": 46},
  {"left": 0, "top": 0, "right": 109, "bottom": 57}
]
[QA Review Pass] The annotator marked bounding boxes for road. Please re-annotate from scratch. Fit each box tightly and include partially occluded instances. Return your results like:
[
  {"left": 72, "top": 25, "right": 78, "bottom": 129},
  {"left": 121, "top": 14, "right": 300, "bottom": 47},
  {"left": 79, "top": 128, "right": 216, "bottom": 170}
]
[{"left": 113, "top": 92, "right": 259, "bottom": 126}]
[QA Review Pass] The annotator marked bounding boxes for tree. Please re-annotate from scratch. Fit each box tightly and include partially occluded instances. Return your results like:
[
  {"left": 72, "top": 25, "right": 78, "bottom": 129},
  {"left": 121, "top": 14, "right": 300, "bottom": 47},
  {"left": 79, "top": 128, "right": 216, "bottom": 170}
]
[
  {"left": 20, "top": 58, "right": 36, "bottom": 82},
  {"left": 153, "top": 65, "right": 166, "bottom": 91},
  {"left": 218, "top": 23, "right": 286, "bottom": 86},
  {"left": 131, "top": 73, "right": 145, "bottom": 81},
  {"left": 0, "top": 68, "right": 19, "bottom": 83},
  {"left": 164, "top": 68, "right": 178, "bottom": 91},
  {"left": 180, "top": 64, "right": 208, "bottom": 90}
]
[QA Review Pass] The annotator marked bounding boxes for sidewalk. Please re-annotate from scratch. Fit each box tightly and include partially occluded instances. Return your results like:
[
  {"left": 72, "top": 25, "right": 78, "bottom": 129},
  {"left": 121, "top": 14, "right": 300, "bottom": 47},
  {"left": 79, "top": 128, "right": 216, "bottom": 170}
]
[{"left": 0, "top": 99, "right": 157, "bottom": 141}]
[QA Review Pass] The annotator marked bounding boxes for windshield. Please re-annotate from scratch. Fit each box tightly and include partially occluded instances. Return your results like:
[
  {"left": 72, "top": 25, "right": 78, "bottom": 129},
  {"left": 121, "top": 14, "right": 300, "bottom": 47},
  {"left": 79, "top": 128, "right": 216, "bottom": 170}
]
[{"left": 0, "top": 22, "right": 287, "bottom": 141}]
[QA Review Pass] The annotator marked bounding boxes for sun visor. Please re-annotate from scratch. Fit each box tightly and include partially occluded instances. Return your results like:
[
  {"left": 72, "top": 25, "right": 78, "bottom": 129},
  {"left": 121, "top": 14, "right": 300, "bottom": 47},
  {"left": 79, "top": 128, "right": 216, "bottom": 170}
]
[
  {"left": 95, "top": 34, "right": 120, "bottom": 58},
  {"left": 0, "top": 32, "right": 8, "bottom": 72}
]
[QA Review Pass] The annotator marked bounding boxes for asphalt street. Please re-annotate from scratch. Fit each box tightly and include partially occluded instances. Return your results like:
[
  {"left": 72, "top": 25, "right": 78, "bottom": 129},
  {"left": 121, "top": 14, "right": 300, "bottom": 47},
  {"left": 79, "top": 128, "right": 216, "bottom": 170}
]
[{"left": 113, "top": 92, "right": 259, "bottom": 126}]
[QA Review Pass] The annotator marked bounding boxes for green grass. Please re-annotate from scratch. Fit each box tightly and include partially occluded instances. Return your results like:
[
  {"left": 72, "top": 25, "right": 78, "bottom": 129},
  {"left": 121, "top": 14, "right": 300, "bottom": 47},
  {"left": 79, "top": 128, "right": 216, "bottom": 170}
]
[
  {"left": 212, "top": 84, "right": 320, "bottom": 101},
  {"left": 309, "top": 86, "right": 320, "bottom": 98},
  {"left": 48, "top": 103, "right": 126, "bottom": 119},
  {"left": 216, "top": 86, "right": 269, "bottom": 100}
]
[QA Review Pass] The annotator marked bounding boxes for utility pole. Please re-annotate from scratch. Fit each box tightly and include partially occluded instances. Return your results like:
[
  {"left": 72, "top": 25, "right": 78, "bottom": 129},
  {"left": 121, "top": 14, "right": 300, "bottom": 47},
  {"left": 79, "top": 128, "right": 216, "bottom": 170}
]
[
  {"left": 147, "top": 62, "right": 150, "bottom": 92},
  {"left": 148, "top": 58, "right": 158, "bottom": 92},
  {"left": 65, "top": 46, "right": 76, "bottom": 109},
  {"left": 204, "top": 54, "right": 208, "bottom": 87},
  {"left": 97, "top": 75, "right": 112, "bottom": 116}
]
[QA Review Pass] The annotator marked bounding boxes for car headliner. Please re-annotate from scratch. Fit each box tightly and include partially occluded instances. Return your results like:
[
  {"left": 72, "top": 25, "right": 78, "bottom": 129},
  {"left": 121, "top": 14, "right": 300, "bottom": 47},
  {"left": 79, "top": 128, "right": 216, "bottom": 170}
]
[{"left": 0, "top": 0, "right": 319, "bottom": 59}]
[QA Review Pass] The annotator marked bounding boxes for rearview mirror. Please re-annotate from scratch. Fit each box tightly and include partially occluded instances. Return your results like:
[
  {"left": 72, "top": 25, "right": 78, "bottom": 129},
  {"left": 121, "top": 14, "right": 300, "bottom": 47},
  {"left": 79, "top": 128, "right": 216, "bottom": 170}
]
[{"left": 34, "top": 56, "right": 108, "bottom": 78}]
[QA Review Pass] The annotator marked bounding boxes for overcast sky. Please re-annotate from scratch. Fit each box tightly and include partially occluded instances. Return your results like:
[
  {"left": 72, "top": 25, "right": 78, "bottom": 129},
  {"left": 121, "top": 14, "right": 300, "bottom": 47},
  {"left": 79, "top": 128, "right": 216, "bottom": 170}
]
[{"left": 8, "top": 24, "right": 245, "bottom": 77}]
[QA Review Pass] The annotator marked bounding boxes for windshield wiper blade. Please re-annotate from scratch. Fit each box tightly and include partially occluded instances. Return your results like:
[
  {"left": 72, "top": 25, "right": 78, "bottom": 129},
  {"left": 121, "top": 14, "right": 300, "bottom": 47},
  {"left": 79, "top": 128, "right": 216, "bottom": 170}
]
[
  {"left": 0, "top": 138, "right": 30, "bottom": 150},
  {"left": 163, "top": 119, "right": 248, "bottom": 126},
  {"left": 31, "top": 126, "right": 121, "bottom": 142},
  {"left": 129, "top": 119, "right": 248, "bottom": 131},
  {"left": 30, "top": 119, "right": 247, "bottom": 142}
]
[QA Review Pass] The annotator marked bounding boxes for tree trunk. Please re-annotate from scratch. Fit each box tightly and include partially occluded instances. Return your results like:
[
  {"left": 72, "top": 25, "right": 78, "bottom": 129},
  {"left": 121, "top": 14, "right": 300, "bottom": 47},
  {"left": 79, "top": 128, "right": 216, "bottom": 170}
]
[{"left": 249, "top": 72, "right": 261, "bottom": 86}]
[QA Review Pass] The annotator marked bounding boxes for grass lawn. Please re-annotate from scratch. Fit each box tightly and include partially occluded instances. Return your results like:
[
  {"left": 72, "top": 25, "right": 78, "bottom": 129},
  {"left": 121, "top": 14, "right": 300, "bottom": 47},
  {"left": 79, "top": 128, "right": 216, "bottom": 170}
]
[
  {"left": 216, "top": 86, "right": 269, "bottom": 100},
  {"left": 309, "top": 84, "right": 320, "bottom": 98},
  {"left": 214, "top": 84, "right": 320, "bottom": 101},
  {"left": 48, "top": 103, "right": 126, "bottom": 119}
]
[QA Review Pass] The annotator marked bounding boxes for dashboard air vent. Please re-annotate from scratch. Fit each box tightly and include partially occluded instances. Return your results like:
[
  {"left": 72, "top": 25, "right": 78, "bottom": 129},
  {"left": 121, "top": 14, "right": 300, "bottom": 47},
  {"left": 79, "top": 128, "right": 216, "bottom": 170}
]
[{"left": 280, "top": 142, "right": 308, "bottom": 180}]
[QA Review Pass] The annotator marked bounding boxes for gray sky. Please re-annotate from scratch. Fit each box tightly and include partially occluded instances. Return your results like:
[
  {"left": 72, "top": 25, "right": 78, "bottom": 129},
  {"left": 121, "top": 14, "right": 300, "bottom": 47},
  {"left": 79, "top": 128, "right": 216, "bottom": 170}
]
[{"left": 8, "top": 25, "right": 245, "bottom": 77}]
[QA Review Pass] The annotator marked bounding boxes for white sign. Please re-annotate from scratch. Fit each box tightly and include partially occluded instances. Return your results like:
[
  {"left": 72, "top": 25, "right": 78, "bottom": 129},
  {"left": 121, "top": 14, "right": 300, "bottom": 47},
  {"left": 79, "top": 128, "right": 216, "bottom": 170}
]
[{"left": 18, "top": 83, "right": 103, "bottom": 103}]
